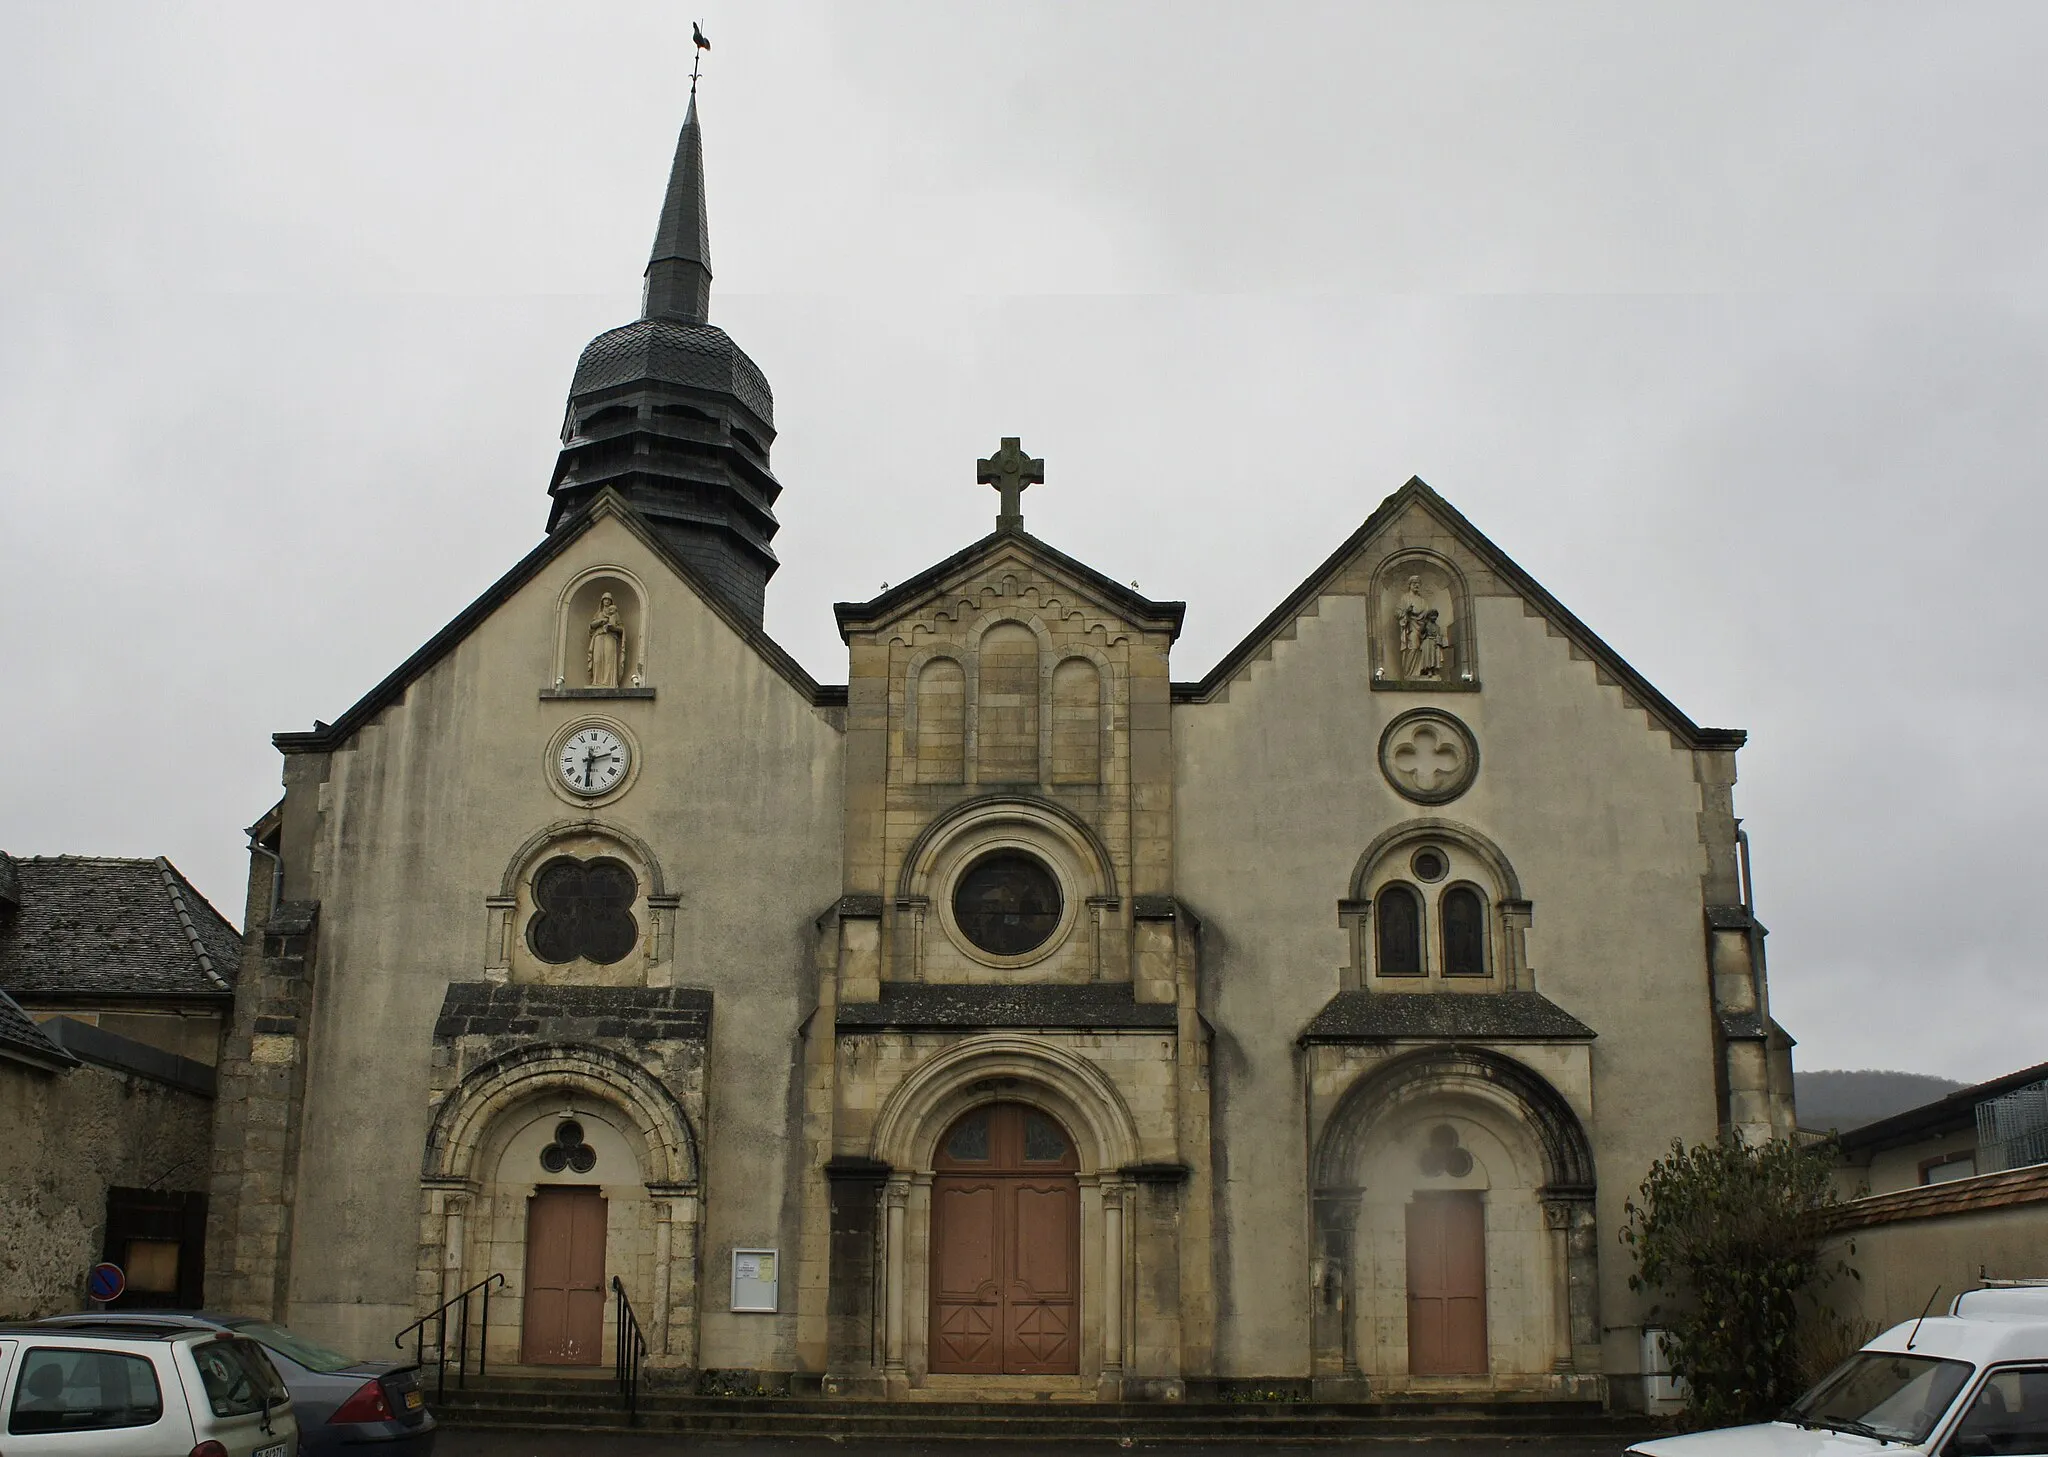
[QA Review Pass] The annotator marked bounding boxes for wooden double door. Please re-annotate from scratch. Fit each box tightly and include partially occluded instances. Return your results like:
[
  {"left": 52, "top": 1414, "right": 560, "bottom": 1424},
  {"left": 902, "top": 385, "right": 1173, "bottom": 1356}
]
[
  {"left": 930, "top": 1103, "right": 1081, "bottom": 1375},
  {"left": 1406, "top": 1191, "right": 1488, "bottom": 1375},
  {"left": 523, "top": 1186, "right": 607, "bottom": 1365}
]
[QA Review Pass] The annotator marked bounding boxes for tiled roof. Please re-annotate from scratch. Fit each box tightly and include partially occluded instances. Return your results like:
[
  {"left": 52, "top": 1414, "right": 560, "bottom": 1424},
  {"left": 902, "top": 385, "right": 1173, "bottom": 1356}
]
[
  {"left": 1300, "top": 990, "right": 1596, "bottom": 1042},
  {"left": 0, "top": 985, "right": 76, "bottom": 1070},
  {"left": 836, "top": 983, "right": 1180, "bottom": 1032},
  {"left": 1828, "top": 1163, "right": 2048, "bottom": 1232},
  {"left": 0, "top": 854, "right": 239, "bottom": 1000}
]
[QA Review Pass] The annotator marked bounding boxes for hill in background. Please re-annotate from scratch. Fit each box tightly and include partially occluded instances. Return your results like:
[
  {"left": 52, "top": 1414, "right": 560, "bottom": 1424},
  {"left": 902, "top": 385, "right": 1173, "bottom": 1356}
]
[{"left": 1796, "top": 1069, "right": 1965, "bottom": 1133}]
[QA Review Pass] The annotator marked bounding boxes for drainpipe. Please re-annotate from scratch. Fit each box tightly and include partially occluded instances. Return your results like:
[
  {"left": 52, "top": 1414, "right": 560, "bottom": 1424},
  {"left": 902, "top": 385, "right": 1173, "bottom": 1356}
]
[{"left": 247, "top": 832, "right": 284, "bottom": 917}]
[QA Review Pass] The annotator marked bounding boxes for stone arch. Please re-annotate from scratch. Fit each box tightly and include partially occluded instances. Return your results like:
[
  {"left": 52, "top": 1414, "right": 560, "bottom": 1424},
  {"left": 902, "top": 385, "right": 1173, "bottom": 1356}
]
[
  {"left": 1313, "top": 1046, "right": 1590, "bottom": 1195},
  {"left": 871, "top": 1035, "right": 1141, "bottom": 1176},
  {"left": 491, "top": 821, "right": 674, "bottom": 983},
  {"left": 1310, "top": 1047, "right": 1599, "bottom": 1384},
  {"left": 897, "top": 794, "right": 1120, "bottom": 906},
  {"left": 500, "top": 820, "right": 667, "bottom": 898},
  {"left": 424, "top": 1041, "right": 698, "bottom": 1188},
  {"left": 1368, "top": 548, "right": 1476, "bottom": 687},
  {"left": 1347, "top": 818, "right": 1521, "bottom": 903},
  {"left": 554, "top": 564, "right": 651, "bottom": 689}
]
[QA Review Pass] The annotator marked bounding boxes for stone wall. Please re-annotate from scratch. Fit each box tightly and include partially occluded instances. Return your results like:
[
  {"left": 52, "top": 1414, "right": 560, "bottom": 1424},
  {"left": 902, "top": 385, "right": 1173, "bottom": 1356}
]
[{"left": 0, "top": 1058, "right": 212, "bottom": 1319}]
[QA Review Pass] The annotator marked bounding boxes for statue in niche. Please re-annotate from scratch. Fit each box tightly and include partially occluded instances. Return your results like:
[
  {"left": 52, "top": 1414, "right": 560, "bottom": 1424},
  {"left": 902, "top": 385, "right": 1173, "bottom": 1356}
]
[
  {"left": 587, "top": 593, "right": 627, "bottom": 690},
  {"left": 1394, "top": 575, "right": 1454, "bottom": 681}
]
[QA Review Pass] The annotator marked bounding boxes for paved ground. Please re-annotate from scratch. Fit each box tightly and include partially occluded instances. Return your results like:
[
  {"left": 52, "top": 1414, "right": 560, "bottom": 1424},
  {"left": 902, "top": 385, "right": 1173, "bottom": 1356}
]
[{"left": 439, "top": 1435, "right": 1643, "bottom": 1456}]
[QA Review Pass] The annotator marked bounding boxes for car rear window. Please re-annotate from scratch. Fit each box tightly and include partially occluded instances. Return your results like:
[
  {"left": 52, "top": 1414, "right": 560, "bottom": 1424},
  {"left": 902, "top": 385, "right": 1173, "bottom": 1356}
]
[
  {"left": 189, "top": 1337, "right": 288, "bottom": 1418},
  {"left": 9, "top": 1346, "right": 164, "bottom": 1434},
  {"left": 225, "top": 1319, "right": 357, "bottom": 1374}
]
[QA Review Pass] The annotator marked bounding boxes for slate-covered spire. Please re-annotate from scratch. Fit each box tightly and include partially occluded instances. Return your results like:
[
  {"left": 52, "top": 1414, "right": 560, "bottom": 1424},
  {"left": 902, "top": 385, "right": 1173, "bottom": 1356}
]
[
  {"left": 549, "top": 95, "right": 783, "bottom": 627},
  {"left": 642, "top": 95, "right": 712, "bottom": 323}
]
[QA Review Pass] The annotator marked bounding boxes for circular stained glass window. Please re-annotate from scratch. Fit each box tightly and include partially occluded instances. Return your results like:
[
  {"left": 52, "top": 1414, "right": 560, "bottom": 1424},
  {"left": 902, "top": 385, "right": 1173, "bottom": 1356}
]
[
  {"left": 953, "top": 852, "right": 1063, "bottom": 957},
  {"left": 1411, "top": 847, "right": 1448, "bottom": 883}
]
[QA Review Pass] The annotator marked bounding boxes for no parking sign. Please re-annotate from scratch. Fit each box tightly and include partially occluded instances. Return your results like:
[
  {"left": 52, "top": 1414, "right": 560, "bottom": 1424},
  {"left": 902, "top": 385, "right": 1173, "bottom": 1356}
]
[{"left": 87, "top": 1262, "right": 125, "bottom": 1303}]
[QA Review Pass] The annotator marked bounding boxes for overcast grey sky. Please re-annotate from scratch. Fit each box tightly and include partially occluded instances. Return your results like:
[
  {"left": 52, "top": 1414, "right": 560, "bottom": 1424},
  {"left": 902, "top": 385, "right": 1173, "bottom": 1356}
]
[{"left": 3, "top": 3, "right": 2043, "bottom": 1083}]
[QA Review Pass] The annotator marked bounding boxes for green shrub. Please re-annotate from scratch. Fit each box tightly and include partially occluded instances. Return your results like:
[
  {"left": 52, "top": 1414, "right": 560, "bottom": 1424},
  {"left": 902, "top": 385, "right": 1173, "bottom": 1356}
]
[{"left": 1621, "top": 1135, "right": 1854, "bottom": 1427}]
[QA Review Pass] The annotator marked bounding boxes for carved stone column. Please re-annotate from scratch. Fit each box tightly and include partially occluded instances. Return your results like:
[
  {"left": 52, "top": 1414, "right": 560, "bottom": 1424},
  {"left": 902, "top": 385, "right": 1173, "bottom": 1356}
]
[
  {"left": 1311, "top": 1187, "right": 1364, "bottom": 1386},
  {"left": 883, "top": 1177, "right": 911, "bottom": 1380},
  {"left": 1337, "top": 900, "right": 1371, "bottom": 986},
  {"left": 1499, "top": 899, "right": 1534, "bottom": 989},
  {"left": 646, "top": 1184, "right": 698, "bottom": 1367},
  {"left": 1100, "top": 1182, "right": 1127, "bottom": 1387},
  {"left": 1544, "top": 1199, "right": 1574, "bottom": 1371}
]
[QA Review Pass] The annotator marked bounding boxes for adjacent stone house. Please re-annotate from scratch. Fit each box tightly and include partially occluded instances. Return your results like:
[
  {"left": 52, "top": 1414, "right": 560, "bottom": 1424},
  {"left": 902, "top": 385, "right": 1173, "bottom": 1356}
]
[
  {"left": 0, "top": 853, "right": 237, "bottom": 1317},
  {"left": 202, "top": 96, "right": 1797, "bottom": 1407}
]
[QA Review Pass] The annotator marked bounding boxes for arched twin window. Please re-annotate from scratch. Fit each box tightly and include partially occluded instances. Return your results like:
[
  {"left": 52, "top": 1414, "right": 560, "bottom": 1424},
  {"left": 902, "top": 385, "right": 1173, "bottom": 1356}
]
[{"left": 1373, "top": 880, "right": 1490, "bottom": 979}]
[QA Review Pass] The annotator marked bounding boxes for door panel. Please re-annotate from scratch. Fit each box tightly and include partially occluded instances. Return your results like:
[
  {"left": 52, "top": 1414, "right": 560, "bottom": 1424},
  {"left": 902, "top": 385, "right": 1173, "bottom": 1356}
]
[
  {"left": 932, "top": 1180, "right": 1003, "bottom": 1373},
  {"left": 930, "top": 1104, "right": 1080, "bottom": 1376},
  {"left": 524, "top": 1187, "right": 607, "bottom": 1366},
  {"left": 1407, "top": 1192, "right": 1488, "bottom": 1376}
]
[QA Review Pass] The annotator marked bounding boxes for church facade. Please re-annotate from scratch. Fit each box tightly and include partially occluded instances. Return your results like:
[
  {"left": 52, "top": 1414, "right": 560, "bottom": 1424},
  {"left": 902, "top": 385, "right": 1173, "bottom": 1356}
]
[{"left": 204, "top": 97, "right": 1796, "bottom": 1405}]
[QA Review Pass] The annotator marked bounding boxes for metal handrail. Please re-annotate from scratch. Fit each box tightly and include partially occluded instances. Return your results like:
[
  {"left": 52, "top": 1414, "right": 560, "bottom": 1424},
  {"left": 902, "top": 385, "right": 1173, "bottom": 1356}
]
[
  {"left": 612, "top": 1275, "right": 648, "bottom": 1424},
  {"left": 395, "top": 1272, "right": 505, "bottom": 1403}
]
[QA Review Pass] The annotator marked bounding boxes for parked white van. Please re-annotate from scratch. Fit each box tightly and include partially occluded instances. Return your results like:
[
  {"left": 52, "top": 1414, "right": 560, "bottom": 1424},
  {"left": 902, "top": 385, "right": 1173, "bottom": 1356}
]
[
  {"left": 1628, "top": 1286, "right": 2048, "bottom": 1457},
  {"left": 0, "top": 1324, "right": 297, "bottom": 1456}
]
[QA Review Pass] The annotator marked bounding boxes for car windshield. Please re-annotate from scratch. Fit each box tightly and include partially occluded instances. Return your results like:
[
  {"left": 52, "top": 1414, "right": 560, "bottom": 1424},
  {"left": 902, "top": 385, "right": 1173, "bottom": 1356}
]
[
  {"left": 223, "top": 1320, "right": 357, "bottom": 1374},
  {"left": 1786, "top": 1351, "right": 1974, "bottom": 1444}
]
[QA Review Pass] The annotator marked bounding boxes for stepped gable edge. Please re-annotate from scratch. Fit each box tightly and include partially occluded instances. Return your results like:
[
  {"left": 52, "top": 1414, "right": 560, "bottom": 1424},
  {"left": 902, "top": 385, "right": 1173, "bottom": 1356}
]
[
  {"left": 273, "top": 490, "right": 846, "bottom": 757},
  {"left": 1169, "top": 476, "right": 1745, "bottom": 751}
]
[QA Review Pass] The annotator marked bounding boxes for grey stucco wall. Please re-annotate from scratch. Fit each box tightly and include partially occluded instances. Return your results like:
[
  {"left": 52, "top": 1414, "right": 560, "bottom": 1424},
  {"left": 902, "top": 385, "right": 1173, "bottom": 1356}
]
[
  {"left": 279, "top": 511, "right": 843, "bottom": 1364},
  {"left": 0, "top": 1060, "right": 213, "bottom": 1320},
  {"left": 1174, "top": 522, "right": 1727, "bottom": 1378}
]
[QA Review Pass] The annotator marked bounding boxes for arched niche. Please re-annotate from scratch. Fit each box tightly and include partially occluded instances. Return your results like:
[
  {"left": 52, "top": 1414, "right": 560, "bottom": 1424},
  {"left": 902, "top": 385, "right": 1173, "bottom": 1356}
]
[
  {"left": 1308, "top": 1047, "right": 1598, "bottom": 1385},
  {"left": 1369, "top": 550, "right": 1476, "bottom": 689},
  {"left": 487, "top": 821, "right": 677, "bottom": 986},
  {"left": 1050, "top": 654, "right": 1106, "bottom": 786},
  {"left": 416, "top": 1042, "right": 700, "bottom": 1368},
  {"left": 962, "top": 610, "right": 1056, "bottom": 787},
  {"left": 905, "top": 648, "right": 967, "bottom": 785},
  {"left": 555, "top": 566, "right": 650, "bottom": 691}
]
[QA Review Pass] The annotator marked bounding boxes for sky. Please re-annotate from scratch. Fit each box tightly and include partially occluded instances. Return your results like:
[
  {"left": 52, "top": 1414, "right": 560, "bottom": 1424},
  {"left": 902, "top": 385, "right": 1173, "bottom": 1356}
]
[{"left": 2, "top": 2, "right": 2043, "bottom": 1083}]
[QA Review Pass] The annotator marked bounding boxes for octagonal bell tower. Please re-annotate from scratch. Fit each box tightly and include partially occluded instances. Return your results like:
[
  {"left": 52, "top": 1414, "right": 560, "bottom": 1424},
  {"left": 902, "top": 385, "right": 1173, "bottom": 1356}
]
[{"left": 547, "top": 96, "right": 782, "bottom": 625}]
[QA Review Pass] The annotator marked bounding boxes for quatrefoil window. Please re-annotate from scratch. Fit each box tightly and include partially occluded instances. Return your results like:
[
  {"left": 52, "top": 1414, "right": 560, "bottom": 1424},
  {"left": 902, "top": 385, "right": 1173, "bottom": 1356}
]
[
  {"left": 1418, "top": 1123, "right": 1474, "bottom": 1178},
  {"left": 540, "top": 1119, "right": 597, "bottom": 1174},
  {"left": 527, "top": 855, "right": 638, "bottom": 965},
  {"left": 1378, "top": 709, "right": 1479, "bottom": 806}
]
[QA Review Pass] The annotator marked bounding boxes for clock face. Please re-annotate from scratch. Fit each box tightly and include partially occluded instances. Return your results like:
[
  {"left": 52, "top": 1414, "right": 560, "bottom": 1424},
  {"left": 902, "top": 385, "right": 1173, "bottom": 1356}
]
[{"left": 557, "top": 726, "right": 630, "bottom": 797}]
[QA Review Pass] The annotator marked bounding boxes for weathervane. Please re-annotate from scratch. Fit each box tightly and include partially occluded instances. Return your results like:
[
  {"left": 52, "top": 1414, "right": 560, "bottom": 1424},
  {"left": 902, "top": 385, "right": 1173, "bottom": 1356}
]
[{"left": 690, "top": 21, "right": 710, "bottom": 96}]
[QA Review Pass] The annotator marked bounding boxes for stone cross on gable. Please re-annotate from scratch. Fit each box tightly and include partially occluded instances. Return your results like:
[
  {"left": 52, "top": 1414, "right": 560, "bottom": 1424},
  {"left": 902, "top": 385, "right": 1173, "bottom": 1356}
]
[{"left": 976, "top": 437, "right": 1044, "bottom": 533}]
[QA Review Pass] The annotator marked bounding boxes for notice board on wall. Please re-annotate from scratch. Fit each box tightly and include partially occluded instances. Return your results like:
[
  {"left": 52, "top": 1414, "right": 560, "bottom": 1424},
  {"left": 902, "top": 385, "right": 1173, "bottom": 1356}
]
[{"left": 731, "top": 1247, "right": 778, "bottom": 1312}]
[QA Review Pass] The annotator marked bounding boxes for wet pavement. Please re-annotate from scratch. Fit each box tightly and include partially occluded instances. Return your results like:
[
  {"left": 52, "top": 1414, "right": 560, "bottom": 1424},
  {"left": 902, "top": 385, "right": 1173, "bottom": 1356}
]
[{"left": 439, "top": 1433, "right": 1644, "bottom": 1456}]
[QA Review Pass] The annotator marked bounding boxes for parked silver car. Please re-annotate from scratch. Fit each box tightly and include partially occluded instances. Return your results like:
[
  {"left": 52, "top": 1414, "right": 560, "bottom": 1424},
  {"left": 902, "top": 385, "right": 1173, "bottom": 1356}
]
[{"left": 0, "top": 1324, "right": 296, "bottom": 1456}]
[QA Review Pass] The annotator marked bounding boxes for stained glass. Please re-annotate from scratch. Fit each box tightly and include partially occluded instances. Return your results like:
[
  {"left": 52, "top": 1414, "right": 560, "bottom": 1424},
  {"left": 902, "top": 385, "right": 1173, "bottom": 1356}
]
[
  {"left": 953, "top": 853, "right": 1062, "bottom": 956},
  {"left": 1023, "top": 1112, "right": 1068, "bottom": 1162},
  {"left": 1442, "top": 886, "right": 1486, "bottom": 977},
  {"left": 1376, "top": 884, "right": 1422, "bottom": 976},
  {"left": 944, "top": 1109, "right": 991, "bottom": 1161}
]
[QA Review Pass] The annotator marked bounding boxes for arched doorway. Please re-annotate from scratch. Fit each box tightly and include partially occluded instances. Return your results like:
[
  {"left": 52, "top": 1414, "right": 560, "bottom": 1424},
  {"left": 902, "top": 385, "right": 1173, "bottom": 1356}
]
[{"left": 929, "top": 1102, "right": 1080, "bottom": 1375}]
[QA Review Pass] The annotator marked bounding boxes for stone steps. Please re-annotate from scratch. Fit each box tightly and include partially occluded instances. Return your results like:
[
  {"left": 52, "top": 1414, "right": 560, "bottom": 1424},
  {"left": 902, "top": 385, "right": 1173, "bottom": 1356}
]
[{"left": 430, "top": 1382, "right": 1642, "bottom": 1440}]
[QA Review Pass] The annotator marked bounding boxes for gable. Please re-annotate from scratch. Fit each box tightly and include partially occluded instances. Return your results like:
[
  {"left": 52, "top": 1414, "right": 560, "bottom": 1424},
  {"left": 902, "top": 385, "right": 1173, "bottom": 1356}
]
[
  {"left": 1171, "top": 477, "right": 1743, "bottom": 751},
  {"left": 833, "top": 529, "right": 1185, "bottom": 647},
  {"left": 275, "top": 492, "right": 840, "bottom": 756}
]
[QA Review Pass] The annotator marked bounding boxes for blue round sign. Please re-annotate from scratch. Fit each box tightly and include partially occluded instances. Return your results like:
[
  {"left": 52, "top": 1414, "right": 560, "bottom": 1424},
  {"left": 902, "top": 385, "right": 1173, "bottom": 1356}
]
[{"left": 87, "top": 1263, "right": 125, "bottom": 1302}]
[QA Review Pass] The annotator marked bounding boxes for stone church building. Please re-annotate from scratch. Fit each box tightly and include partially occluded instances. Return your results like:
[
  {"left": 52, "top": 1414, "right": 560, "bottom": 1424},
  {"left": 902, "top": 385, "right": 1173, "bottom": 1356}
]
[{"left": 204, "top": 96, "right": 1796, "bottom": 1405}]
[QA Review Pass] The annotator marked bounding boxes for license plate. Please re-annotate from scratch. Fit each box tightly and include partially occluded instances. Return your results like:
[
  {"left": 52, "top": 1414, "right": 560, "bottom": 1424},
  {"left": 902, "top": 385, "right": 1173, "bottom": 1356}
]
[
  {"left": 405, "top": 1388, "right": 424, "bottom": 1410},
  {"left": 255, "top": 1444, "right": 287, "bottom": 1457}
]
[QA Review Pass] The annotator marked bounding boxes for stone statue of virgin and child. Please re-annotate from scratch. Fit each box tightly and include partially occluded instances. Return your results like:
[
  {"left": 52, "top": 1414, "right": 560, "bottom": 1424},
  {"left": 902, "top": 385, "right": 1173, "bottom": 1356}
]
[
  {"left": 1395, "top": 575, "right": 1452, "bottom": 681},
  {"left": 587, "top": 593, "right": 628, "bottom": 689}
]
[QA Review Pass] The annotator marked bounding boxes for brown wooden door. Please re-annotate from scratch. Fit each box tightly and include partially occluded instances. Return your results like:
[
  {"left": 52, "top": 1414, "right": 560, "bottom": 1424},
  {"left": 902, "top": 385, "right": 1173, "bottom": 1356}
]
[
  {"left": 1407, "top": 1192, "right": 1488, "bottom": 1375},
  {"left": 523, "top": 1186, "right": 607, "bottom": 1365},
  {"left": 931, "top": 1103, "right": 1079, "bottom": 1375}
]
